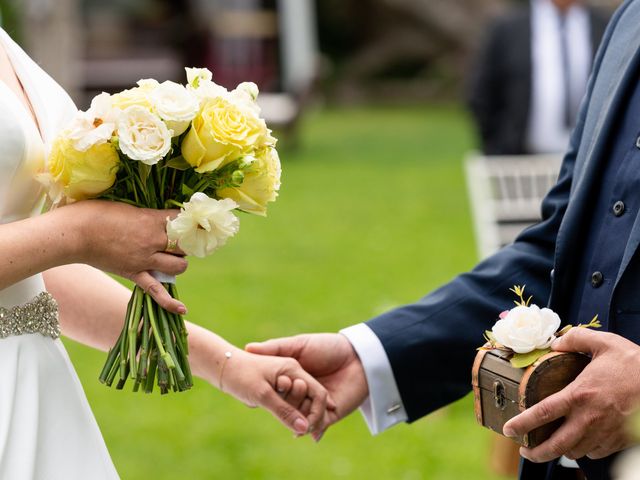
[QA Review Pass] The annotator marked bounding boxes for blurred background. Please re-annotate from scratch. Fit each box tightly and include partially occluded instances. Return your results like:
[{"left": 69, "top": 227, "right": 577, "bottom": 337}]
[{"left": 0, "top": 0, "right": 624, "bottom": 478}]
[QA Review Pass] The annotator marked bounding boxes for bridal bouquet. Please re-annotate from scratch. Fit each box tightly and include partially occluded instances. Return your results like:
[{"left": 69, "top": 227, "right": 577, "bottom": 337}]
[
  {"left": 38, "top": 68, "right": 281, "bottom": 393},
  {"left": 481, "top": 285, "right": 601, "bottom": 368}
]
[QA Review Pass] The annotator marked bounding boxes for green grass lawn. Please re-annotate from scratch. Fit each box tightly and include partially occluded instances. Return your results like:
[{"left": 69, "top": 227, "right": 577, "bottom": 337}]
[{"left": 64, "top": 106, "right": 513, "bottom": 479}]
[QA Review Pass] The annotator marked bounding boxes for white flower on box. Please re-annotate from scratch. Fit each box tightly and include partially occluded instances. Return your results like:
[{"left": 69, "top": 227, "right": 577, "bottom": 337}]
[
  {"left": 116, "top": 105, "right": 172, "bottom": 165},
  {"left": 66, "top": 93, "right": 119, "bottom": 151},
  {"left": 166, "top": 192, "right": 240, "bottom": 257},
  {"left": 492, "top": 304, "right": 561, "bottom": 354},
  {"left": 150, "top": 80, "right": 200, "bottom": 136}
]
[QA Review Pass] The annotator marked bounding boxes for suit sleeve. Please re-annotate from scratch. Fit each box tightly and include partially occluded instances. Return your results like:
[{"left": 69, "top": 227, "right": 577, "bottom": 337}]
[{"left": 365, "top": 5, "right": 624, "bottom": 423}]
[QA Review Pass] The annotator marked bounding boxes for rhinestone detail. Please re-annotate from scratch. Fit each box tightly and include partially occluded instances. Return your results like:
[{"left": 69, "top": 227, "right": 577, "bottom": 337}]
[{"left": 0, "top": 292, "right": 60, "bottom": 340}]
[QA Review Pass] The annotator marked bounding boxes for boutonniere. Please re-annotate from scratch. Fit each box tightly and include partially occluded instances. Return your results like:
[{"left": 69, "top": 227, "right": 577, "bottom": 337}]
[{"left": 480, "top": 285, "right": 601, "bottom": 368}]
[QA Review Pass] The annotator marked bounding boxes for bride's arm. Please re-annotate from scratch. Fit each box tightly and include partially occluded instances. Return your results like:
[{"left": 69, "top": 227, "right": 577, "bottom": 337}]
[
  {"left": 1, "top": 200, "right": 187, "bottom": 313},
  {"left": 43, "top": 263, "right": 330, "bottom": 436}
]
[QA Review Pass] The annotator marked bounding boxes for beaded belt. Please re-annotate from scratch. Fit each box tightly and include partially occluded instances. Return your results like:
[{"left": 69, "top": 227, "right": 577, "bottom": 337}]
[{"left": 0, "top": 291, "right": 60, "bottom": 340}]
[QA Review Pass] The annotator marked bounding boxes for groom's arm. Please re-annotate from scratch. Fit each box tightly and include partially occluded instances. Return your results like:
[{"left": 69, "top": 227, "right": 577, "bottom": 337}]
[{"left": 335, "top": 114, "right": 577, "bottom": 430}]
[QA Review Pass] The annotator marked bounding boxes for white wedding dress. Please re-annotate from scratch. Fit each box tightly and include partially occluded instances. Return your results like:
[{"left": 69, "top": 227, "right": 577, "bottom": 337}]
[{"left": 0, "top": 29, "right": 119, "bottom": 478}]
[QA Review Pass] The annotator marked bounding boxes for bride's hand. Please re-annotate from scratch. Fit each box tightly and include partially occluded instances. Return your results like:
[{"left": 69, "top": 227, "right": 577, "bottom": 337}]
[
  {"left": 217, "top": 348, "right": 334, "bottom": 436},
  {"left": 58, "top": 200, "right": 188, "bottom": 313}
]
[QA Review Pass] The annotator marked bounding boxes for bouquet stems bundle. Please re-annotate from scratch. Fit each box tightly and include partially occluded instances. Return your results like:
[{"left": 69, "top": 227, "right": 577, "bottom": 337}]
[
  {"left": 99, "top": 284, "right": 192, "bottom": 393},
  {"left": 39, "top": 68, "right": 280, "bottom": 394}
]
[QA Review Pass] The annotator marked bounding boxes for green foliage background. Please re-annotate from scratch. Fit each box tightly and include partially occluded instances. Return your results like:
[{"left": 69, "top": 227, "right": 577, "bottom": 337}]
[{"left": 64, "top": 107, "right": 511, "bottom": 479}]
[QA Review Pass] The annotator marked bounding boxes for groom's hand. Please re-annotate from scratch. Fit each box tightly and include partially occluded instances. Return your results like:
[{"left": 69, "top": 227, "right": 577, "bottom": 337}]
[
  {"left": 246, "top": 333, "right": 369, "bottom": 440},
  {"left": 503, "top": 328, "right": 640, "bottom": 462}
]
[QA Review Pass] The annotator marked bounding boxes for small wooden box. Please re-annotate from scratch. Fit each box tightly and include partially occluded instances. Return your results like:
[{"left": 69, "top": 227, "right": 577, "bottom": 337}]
[{"left": 471, "top": 349, "right": 590, "bottom": 447}]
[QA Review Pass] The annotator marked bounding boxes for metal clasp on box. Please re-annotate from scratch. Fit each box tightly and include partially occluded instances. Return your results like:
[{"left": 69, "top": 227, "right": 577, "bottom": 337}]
[{"left": 493, "top": 379, "right": 506, "bottom": 410}]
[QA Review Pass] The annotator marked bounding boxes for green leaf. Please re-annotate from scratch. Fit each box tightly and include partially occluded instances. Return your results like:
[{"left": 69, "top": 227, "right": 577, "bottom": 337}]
[
  {"left": 139, "top": 163, "right": 151, "bottom": 183},
  {"left": 181, "top": 183, "right": 195, "bottom": 197},
  {"left": 484, "top": 330, "right": 496, "bottom": 344},
  {"left": 510, "top": 348, "right": 551, "bottom": 369},
  {"left": 557, "top": 325, "right": 573, "bottom": 336},
  {"left": 166, "top": 156, "right": 192, "bottom": 171}
]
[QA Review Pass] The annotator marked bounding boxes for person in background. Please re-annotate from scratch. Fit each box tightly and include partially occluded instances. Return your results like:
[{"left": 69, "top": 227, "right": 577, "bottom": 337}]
[{"left": 467, "top": 0, "right": 609, "bottom": 156}]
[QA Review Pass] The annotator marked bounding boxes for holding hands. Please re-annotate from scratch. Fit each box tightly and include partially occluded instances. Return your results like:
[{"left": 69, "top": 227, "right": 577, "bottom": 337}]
[
  {"left": 213, "top": 347, "right": 336, "bottom": 436},
  {"left": 246, "top": 333, "right": 369, "bottom": 441}
]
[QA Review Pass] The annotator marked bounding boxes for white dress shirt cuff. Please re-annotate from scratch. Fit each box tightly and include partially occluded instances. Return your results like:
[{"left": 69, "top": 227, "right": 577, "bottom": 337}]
[{"left": 340, "top": 323, "right": 408, "bottom": 435}]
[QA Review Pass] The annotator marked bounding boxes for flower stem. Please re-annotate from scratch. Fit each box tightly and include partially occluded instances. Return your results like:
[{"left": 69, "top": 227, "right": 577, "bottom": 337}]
[
  {"left": 137, "top": 300, "right": 151, "bottom": 381},
  {"left": 145, "top": 347, "right": 158, "bottom": 394},
  {"left": 145, "top": 293, "right": 175, "bottom": 370},
  {"left": 158, "top": 306, "right": 185, "bottom": 383}
]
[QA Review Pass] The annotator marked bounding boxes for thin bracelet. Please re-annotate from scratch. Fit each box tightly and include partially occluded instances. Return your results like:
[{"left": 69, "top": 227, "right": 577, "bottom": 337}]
[{"left": 218, "top": 351, "right": 233, "bottom": 392}]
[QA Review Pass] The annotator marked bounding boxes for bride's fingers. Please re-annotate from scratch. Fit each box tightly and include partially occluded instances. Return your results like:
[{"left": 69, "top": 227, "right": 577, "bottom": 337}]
[
  {"left": 289, "top": 371, "right": 328, "bottom": 434},
  {"left": 149, "top": 252, "right": 188, "bottom": 276},
  {"left": 300, "top": 399, "right": 333, "bottom": 442},
  {"left": 259, "top": 386, "right": 310, "bottom": 435},
  {"left": 276, "top": 375, "right": 293, "bottom": 396},
  {"left": 286, "top": 379, "right": 308, "bottom": 409},
  {"left": 131, "top": 271, "right": 187, "bottom": 315},
  {"left": 299, "top": 397, "right": 312, "bottom": 417}
]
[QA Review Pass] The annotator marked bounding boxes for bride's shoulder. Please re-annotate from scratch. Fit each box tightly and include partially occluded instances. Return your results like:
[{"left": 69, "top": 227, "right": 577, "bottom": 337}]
[{"left": 0, "top": 28, "right": 77, "bottom": 128}]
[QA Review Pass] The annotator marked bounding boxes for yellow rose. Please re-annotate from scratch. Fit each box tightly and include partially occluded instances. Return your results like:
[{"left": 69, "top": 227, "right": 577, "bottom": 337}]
[
  {"left": 110, "top": 79, "right": 158, "bottom": 111},
  {"left": 217, "top": 148, "right": 281, "bottom": 216},
  {"left": 48, "top": 137, "right": 120, "bottom": 201},
  {"left": 181, "top": 97, "right": 271, "bottom": 173}
]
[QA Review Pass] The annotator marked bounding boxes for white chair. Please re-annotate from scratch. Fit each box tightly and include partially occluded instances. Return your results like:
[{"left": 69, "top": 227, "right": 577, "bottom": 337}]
[{"left": 465, "top": 153, "right": 563, "bottom": 259}]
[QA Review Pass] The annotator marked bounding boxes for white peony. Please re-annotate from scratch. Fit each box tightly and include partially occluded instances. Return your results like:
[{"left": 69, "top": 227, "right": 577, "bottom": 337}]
[
  {"left": 166, "top": 193, "right": 240, "bottom": 257},
  {"left": 149, "top": 80, "right": 200, "bottom": 136},
  {"left": 116, "top": 105, "right": 172, "bottom": 165},
  {"left": 492, "top": 305, "right": 561, "bottom": 354},
  {"left": 66, "top": 93, "right": 119, "bottom": 151}
]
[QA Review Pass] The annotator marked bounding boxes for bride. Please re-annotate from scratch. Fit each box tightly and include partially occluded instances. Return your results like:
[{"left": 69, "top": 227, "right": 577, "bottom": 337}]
[{"left": 0, "top": 27, "right": 330, "bottom": 479}]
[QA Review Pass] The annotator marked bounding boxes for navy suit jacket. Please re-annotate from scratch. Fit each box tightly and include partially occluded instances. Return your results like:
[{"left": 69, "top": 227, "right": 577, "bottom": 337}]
[{"left": 367, "top": 1, "right": 640, "bottom": 479}]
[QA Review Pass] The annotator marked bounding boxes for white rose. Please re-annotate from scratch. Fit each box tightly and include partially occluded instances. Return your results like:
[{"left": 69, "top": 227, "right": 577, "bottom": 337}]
[
  {"left": 166, "top": 193, "right": 239, "bottom": 257},
  {"left": 149, "top": 80, "right": 200, "bottom": 136},
  {"left": 116, "top": 105, "right": 172, "bottom": 165},
  {"left": 491, "top": 305, "right": 561, "bottom": 354},
  {"left": 66, "top": 92, "right": 119, "bottom": 151}
]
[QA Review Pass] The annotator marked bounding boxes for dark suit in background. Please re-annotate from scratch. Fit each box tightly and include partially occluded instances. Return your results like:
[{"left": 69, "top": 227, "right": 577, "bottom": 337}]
[{"left": 467, "top": 4, "right": 608, "bottom": 155}]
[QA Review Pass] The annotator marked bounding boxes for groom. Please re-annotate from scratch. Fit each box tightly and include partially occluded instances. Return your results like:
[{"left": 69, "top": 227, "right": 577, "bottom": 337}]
[{"left": 248, "top": 1, "right": 640, "bottom": 479}]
